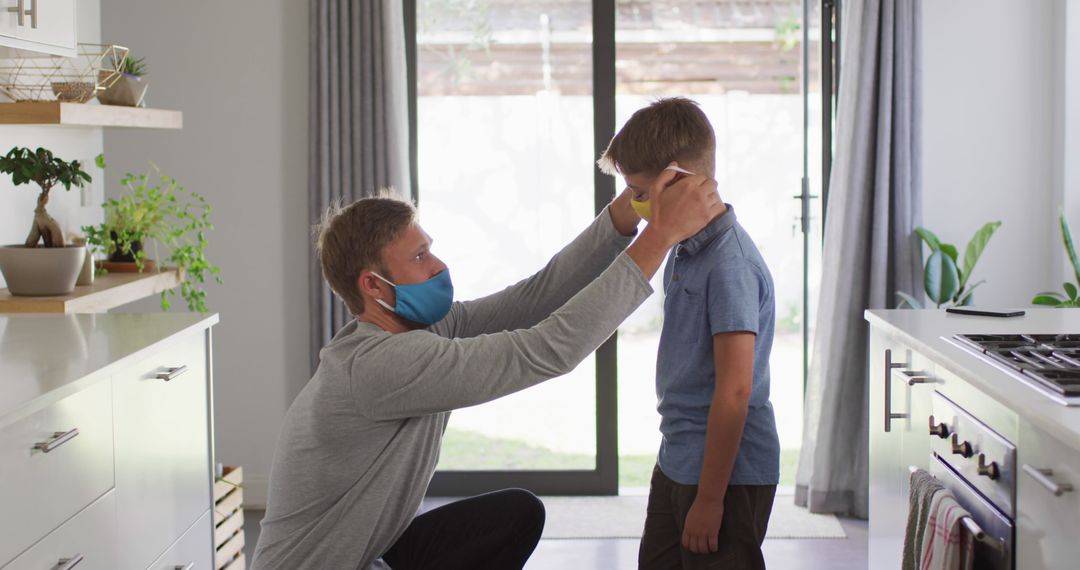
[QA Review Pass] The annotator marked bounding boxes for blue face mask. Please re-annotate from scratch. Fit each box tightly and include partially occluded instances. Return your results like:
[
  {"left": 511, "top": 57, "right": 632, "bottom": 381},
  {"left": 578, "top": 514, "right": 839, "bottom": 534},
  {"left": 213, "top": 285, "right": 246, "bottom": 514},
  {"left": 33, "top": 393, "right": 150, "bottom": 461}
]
[{"left": 372, "top": 270, "right": 454, "bottom": 325}]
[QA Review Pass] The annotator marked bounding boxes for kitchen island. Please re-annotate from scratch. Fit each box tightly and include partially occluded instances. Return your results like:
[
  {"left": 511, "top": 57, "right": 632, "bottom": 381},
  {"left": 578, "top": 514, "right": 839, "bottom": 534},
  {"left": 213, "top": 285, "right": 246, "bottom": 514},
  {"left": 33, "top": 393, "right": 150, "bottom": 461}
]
[{"left": 867, "top": 308, "right": 1080, "bottom": 570}]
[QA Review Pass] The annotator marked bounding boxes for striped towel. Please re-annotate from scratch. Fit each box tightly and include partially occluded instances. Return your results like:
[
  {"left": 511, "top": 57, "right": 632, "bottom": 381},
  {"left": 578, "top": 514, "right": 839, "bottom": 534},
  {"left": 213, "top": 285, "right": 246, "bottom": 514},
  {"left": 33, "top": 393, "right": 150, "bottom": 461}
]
[{"left": 919, "top": 489, "right": 974, "bottom": 570}]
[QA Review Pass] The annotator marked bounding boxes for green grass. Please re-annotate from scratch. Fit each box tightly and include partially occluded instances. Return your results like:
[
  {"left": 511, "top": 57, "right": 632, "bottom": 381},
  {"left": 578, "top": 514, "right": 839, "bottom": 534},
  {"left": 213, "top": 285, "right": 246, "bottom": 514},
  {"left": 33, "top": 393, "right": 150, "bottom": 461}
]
[{"left": 439, "top": 428, "right": 801, "bottom": 488}]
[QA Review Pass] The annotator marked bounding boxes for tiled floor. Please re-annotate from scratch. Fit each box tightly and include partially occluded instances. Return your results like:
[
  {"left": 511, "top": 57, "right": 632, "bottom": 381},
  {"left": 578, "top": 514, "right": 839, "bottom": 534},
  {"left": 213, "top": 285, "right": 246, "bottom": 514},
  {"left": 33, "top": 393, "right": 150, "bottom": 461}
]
[{"left": 243, "top": 504, "right": 867, "bottom": 569}]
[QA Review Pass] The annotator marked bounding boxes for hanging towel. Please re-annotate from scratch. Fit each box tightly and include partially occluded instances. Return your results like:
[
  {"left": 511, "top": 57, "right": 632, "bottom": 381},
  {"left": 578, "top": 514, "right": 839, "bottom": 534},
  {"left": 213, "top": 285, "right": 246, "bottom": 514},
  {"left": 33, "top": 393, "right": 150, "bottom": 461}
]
[
  {"left": 920, "top": 489, "right": 974, "bottom": 570},
  {"left": 903, "top": 468, "right": 945, "bottom": 570}
]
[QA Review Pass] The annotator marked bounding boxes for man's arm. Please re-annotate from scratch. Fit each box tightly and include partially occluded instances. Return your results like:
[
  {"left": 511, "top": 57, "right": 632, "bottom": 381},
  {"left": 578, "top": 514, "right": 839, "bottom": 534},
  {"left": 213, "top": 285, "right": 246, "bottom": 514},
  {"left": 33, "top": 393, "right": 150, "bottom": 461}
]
[
  {"left": 431, "top": 190, "right": 640, "bottom": 339},
  {"left": 681, "top": 332, "right": 755, "bottom": 554},
  {"left": 356, "top": 174, "right": 720, "bottom": 419}
]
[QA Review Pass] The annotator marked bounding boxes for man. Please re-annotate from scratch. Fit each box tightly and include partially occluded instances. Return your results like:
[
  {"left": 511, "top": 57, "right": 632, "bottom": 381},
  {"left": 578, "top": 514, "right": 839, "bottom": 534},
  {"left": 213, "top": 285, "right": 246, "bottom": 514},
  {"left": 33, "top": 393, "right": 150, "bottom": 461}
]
[{"left": 250, "top": 172, "right": 723, "bottom": 570}]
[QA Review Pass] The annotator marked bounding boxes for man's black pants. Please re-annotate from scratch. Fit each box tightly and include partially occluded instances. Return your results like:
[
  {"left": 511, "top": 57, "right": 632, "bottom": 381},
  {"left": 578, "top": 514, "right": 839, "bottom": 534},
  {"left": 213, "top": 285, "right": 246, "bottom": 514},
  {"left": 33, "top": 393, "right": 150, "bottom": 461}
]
[{"left": 382, "top": 488, "right": 546, "bottom": 570}]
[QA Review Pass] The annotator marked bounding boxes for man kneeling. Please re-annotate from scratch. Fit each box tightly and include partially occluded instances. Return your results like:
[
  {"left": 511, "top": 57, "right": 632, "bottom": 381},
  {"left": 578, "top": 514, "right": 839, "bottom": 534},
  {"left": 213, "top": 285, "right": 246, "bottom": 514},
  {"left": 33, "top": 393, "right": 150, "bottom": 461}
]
[{"left": 250, "top": 174, "right": 722, "bottom": 570}]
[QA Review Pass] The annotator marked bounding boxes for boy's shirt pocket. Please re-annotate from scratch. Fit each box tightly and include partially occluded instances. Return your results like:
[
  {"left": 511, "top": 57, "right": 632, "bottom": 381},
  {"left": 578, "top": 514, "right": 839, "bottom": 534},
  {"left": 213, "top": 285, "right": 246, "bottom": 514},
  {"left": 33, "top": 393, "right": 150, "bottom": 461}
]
[{"left": 662, "top": 285, "right": 708, "bottom": 344}]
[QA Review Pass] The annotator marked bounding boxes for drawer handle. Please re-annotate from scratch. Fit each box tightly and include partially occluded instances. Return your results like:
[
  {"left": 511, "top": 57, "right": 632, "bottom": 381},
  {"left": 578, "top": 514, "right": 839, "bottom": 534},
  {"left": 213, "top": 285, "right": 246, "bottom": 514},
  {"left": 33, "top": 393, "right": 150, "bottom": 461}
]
[
  {"left": 977, "top": 454, "right": 1000, "bottom": 480},
  {"left": 54, "top": 554, "right": 84, "bottom": 570},
  {"left": 6, "top": 0, "right": 36, "bottom": 28},
  {"left": 1023, "top": 464, "right": 1075, "bottom": 496},
  {"left": 900, "top": 371, "right": 934, "bottom": 386},
  {"left": 175, "top": 564, "right": 195, "bottom": 570},
  {"left": 157, "top": 365, "right": 189, "bottom": 382},
  {"left": 33, "top": 428, "right": 80, "bottom": 453}
]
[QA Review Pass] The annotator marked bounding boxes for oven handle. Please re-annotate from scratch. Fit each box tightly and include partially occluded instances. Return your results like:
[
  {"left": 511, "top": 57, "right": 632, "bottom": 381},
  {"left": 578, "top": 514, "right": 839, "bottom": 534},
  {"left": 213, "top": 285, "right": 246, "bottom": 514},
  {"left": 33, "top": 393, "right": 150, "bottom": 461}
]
[{"left": 908, "top": 465, "right": 1007, "bottom": 553}]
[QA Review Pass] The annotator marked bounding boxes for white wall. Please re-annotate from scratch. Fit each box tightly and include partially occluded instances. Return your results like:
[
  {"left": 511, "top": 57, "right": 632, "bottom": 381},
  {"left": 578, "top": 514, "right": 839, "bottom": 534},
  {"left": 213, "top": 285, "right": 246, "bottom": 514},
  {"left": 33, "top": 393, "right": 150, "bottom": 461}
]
[
  {"left": 0, "top": 2, "right": 103, "bottom": 278},
  {"left": 922, "top": 0, "right": 1060, "bottom": 307},
  {"left": 101, "top": 0, "right": 309, "bottom": 506}
]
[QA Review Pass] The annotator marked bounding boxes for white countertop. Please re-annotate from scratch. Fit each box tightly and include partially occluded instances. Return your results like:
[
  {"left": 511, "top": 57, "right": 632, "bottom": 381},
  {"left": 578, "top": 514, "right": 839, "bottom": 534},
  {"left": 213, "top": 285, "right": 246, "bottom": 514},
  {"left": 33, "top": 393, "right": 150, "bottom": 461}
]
[
  {"left": 866, "top": 308, "right": 1080, "bottom": 447},
  {"left": 0, "top": 312, "right": 219, "bottom": 421}
]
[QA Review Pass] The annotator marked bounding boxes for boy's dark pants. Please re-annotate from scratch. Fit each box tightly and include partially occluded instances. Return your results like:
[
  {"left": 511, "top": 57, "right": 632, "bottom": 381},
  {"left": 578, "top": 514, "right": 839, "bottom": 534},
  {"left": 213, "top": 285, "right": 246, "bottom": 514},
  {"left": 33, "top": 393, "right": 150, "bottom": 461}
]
[{"left": 639, "top": 465, "right": 776, "bottom": 570}]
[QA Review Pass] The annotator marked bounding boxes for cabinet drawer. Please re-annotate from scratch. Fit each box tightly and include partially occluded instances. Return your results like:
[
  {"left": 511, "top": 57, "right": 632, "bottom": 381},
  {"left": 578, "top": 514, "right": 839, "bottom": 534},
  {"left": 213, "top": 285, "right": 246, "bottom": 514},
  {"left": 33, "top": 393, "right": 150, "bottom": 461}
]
[
  {"left": 147, "top": 510, "right": 213, "bottom": 570},
  {"left": 2, "top": 490, "right": 117, "bottom": 570},
  {"left": 0, "top": 380, "right": 114, "bottom": 566},
  {"left": 114, "top": 333, "right": 211, "bottom": 570},
  {"left": 1017, "top": 421, "right": 1080, "bottom": 567}
]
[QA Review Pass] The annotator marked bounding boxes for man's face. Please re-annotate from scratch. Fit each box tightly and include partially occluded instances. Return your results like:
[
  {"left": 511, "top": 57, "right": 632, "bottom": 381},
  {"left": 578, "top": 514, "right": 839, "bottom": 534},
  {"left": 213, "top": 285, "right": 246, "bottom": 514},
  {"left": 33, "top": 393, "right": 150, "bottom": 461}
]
[{"left": 380, "top": 223, "right": 446, "bottom": 286}]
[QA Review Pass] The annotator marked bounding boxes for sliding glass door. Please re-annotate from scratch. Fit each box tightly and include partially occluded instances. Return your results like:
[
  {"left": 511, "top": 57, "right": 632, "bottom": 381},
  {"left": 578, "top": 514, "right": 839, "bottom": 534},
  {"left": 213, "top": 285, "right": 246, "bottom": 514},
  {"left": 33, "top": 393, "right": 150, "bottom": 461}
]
[{"left": 408, "top": 0, "right": 835, "bottom": 496}]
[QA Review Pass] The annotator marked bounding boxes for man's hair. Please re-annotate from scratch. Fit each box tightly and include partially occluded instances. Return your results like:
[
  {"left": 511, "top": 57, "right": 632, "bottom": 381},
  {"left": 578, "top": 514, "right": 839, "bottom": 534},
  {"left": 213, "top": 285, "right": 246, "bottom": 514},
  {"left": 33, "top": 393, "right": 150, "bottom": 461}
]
[
  {"left": 314, "top": 188, "right": 416, "bottom": 316},
  {"left": 597, "top": 97, "right": 716, "bottom": 178}
]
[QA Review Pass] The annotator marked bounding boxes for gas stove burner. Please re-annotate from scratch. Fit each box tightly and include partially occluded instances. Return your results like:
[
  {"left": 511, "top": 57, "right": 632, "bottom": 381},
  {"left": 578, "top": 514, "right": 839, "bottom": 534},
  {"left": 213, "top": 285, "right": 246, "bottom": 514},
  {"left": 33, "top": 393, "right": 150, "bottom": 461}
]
[{"left": 953, "top": 333, "right": 1080, "bottom": 405}]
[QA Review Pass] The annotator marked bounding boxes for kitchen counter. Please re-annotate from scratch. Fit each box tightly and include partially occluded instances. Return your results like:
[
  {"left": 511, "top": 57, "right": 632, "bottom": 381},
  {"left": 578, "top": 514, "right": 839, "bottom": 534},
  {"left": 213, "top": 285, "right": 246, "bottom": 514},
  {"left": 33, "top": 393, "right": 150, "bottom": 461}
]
[
  {"left": 0, "top": 312, "right": 219, "bottom": 421},
  {"left": 865, "top": 308, "right": 1080, "bottom": 450}
]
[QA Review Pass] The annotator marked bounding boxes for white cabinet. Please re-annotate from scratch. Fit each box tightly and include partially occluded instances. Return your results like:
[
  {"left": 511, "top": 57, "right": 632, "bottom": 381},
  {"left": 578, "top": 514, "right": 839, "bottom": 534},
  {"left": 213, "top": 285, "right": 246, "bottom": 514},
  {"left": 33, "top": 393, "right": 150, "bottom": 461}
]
[
  {"left": 1016, "top": 420, "right": 1080, "bottom": 568},
  {"left": 113, "top": 333, "right": 212, "bottom": 570},
  {"left": 148, "top": 511, "right": 214, "bottom": 570},
  {"left": 3, "top": 491, "right": 118, "bottom": 570},
  {"left": 0, "top": 316, "right": 216, "bottom": 570},
  {"left": 0, "top": 0, "right": 76, "bottom": 57},
  {"left": 0, "top": 379, "right": 114, "bottom": 566},
  {"left": 867, "top": 332, "right": 943, "bottom": 568}
]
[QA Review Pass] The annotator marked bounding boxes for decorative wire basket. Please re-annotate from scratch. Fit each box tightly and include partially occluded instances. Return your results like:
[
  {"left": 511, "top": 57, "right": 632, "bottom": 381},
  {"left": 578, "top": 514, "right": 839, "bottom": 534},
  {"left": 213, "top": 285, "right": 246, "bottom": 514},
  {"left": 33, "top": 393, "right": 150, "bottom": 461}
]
[{"left": 0, "top": 43, "right": 128, "bottom": 103}]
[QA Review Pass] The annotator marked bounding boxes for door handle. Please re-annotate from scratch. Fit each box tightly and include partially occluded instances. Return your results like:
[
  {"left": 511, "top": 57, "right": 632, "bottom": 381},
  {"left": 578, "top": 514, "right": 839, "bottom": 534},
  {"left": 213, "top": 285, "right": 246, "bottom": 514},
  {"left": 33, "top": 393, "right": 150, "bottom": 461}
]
[
  {"left": 6, "top": 0, "right": 36, "bottom": 28},
  {"left": 156, "top": 365, "right": 189, "bottom": 382},
  {"left": 54, "top": 554, "right": 83, "bottom": 570},
  {"left": 884, "top": 349, "right": 908, "bottom": 432},
  {"left": 1023, "top": 464, "right": 1075, "bottom": 497},
  {"left": 33, "top": 428, "right": 80, "bottom": 453}
]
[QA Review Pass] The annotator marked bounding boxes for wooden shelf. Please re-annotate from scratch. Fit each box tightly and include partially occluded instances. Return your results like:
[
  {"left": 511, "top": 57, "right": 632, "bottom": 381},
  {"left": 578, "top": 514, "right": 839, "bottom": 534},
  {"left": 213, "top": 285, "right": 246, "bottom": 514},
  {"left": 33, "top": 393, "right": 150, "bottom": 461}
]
[
  {"left": 0, "top": 102, "right": 182, "bottom": 129},
  {"left": 0, "top": 269, "right": 182, "bottom": 313}
]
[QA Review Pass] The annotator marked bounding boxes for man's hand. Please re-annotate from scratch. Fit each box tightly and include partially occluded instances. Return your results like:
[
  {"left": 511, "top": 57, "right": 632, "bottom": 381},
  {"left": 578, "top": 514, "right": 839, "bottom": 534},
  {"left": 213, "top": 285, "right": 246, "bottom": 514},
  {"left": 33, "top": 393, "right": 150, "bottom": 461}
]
[
  {"left": 682, "top": 495, "right": 725, "bottom": 554},
  {"left": 647, "top": 164, "right": 723, "bottom": 245},
  {"left": 608, "top": 187, "right": 641, "bottom": 236}
]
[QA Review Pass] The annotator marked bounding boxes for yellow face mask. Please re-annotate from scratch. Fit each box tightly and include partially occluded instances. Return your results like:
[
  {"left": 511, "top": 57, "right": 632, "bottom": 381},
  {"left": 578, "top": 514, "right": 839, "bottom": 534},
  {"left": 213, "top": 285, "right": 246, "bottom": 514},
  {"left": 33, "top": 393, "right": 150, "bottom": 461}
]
[{"left": 630, "top": 198, "right": 652, "bottom": 220}]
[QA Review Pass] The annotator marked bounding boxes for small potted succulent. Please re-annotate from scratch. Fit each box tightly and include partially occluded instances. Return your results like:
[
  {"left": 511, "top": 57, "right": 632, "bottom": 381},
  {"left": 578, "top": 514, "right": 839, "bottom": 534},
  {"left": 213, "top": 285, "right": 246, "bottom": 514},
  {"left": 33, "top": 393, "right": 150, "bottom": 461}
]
[
  {"left": 83, "top": 161, "right": 221, "bottom": 312},
  {"left": 97, "top": 54, "right": 148, "bottom": 107},
  {"left": 0, "top": 148, "right": 94, "bottom": 296}
]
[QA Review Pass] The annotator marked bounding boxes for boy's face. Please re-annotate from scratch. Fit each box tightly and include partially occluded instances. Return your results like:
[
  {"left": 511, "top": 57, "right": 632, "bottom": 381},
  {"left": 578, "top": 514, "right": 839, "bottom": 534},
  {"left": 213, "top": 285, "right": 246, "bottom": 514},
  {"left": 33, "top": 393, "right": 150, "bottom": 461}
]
[{"left": 622, "top": 165, "right": 694, "bottom": 202}]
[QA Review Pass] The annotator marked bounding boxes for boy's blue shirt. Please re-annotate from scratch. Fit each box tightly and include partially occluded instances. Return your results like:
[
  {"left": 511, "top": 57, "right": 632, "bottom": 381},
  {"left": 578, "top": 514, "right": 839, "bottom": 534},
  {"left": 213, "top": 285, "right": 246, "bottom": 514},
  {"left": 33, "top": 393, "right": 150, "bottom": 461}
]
[{"left": 656, "top": 205, "right": 781, "bottom": 486}]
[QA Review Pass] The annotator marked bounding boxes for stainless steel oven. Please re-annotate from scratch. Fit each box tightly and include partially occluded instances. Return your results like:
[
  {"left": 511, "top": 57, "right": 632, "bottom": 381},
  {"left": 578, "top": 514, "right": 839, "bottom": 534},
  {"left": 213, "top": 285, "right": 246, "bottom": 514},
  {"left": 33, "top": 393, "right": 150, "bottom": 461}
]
[{"left": 924, "top": 391, "right": 1016, "bottom": 570}]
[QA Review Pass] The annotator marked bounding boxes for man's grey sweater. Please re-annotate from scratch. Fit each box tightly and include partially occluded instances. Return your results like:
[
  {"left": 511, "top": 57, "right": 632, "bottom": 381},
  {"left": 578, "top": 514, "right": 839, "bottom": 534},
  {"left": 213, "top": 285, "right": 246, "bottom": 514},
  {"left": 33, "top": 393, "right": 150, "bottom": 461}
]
[{"left": 250, "top": 209, "right": 652, "bottom": 569}]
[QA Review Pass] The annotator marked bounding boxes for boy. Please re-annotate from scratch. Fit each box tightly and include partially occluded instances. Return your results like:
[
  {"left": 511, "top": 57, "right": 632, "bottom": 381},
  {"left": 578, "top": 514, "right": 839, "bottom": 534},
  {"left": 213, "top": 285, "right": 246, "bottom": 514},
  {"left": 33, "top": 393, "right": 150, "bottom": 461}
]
[{"left": 599, "top": 97, "right": 780, "bottom": 569}]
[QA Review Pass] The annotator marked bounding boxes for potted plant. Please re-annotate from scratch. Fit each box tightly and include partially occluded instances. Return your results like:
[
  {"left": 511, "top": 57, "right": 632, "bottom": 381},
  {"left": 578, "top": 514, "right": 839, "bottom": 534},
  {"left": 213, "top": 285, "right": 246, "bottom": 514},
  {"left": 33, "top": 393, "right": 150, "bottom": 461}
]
[
  {"left": 83, "top": 161, "right": 221, "bottom": 312},
  {"left": 97, "top": 54, "right": 148, "bottom": 107},
  {"left": 0, "top": 148, "right": 94, "bottom": 296},
  {"left": 1033, "top": 212, "right": 1080, "bottom": 308},
  {"left": 897, "top": 221, "right": 1002, "bottom": 309}
]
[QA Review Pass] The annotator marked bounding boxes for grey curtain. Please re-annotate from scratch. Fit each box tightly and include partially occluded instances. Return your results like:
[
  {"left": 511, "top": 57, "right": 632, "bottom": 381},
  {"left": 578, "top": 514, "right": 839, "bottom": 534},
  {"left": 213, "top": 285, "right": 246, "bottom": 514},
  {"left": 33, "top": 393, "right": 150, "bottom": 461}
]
[
  {"left": 795, "top": 0, "right": 923, "bottom": 518},
  {"left": 309, "top": 0, "right": 411, "bottom": 372}
]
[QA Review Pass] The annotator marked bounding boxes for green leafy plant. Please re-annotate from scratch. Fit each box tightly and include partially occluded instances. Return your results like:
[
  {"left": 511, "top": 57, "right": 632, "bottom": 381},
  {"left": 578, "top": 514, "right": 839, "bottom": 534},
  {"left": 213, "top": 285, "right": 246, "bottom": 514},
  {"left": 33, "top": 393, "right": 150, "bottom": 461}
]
[
  {"left": 1033, "top": 212, "right": 1080, "bottom": 308},
  {"left": 0, "top": 147, "right": 93, "bottom": 248},
  {"left": 116, "top": 54, "right": 147, "bottom": 77},
  {"left": 897, "top": 221, "right": 1002, "bottom": 309},
  {"left": 83, "top": 160, "right": 221, "bottom": 312}
]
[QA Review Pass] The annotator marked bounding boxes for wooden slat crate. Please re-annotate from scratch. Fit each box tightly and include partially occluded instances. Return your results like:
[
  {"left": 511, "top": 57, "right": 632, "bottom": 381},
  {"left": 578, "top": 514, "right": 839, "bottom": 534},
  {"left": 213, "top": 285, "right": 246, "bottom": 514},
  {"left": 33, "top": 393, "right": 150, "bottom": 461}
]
[{"left": 214, "top": 466, "right": 245, "bottom": 570}]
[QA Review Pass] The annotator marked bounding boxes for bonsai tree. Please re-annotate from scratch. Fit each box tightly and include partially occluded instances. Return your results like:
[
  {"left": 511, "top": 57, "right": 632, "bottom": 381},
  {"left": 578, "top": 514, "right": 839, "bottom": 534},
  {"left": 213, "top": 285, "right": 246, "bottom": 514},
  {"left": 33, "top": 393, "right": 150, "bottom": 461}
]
[
  {"left": 897, "top": 221, "right": 1002, "bottom": 309},
  {"left": 1033, "top": 212, "right": 1080, "bottom": 308},
  {"left": 0, "top": 147, "right": 93, "bottom": 248}
]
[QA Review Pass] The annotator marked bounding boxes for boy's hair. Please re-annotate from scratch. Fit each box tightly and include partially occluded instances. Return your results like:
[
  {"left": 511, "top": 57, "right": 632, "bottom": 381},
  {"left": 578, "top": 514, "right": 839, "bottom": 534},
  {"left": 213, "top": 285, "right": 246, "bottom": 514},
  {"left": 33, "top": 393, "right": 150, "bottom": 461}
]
[
  {"left": 314, "top": 188, "right": 416, "bottom": 315},
  {"left": 597, "top": 97, "right": 716, "bottom": 178}
]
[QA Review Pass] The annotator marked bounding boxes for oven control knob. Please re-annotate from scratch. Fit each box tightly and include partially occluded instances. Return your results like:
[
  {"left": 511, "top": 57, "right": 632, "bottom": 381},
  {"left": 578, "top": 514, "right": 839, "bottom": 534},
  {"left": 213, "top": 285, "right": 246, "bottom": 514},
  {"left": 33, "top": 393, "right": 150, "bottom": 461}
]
[
  {"left": 928, "top": 415, "right": 950, "bottom": 438},
  {"left": 951, "top": 434, "right": 973, "bottom": 458},
  {"left": 977, "top": 454, "right": 1000, "bottom": 480}
]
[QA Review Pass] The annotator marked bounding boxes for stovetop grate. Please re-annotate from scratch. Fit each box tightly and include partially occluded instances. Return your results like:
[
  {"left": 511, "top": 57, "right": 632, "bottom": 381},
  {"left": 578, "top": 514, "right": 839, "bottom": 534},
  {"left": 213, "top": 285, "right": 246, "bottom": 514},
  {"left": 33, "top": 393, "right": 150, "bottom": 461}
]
[{"left": 955, "top": 334, "right": 1080, "bottom": 397}]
